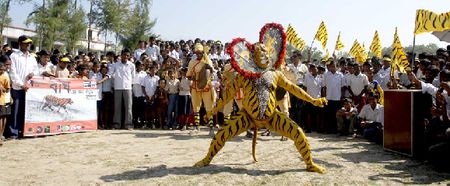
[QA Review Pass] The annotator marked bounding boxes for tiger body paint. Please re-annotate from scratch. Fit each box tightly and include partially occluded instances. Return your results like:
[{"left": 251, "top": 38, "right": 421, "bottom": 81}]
[{"left": 194, "top": 70, "right": 328, "bottom": 173}]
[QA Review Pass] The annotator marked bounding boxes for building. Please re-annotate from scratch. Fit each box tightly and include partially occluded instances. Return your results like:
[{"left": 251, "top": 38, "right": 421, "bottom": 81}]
[{"left": 1, "top": 25, "right": 113, "bottom": 55}]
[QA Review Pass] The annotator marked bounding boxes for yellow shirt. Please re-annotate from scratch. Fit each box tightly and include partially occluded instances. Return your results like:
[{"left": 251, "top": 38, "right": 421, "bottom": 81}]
[
  {"left": 186, "top": 58, "right": 213, "bottom": 91},
  {"left": 0, "top": 73, "right": 11, "bottom": 105}
]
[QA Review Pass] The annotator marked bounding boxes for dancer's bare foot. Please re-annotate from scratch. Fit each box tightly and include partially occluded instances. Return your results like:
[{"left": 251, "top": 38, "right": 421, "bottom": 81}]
[
  {"left": 193, "top": 158, "right": 210, "bottom": 167},
  {"left": 307, "top": 163, "right": 326, "bottom": 173}
]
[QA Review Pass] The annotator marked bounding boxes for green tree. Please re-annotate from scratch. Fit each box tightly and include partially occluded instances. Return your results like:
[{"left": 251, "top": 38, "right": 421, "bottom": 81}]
[
  {"left": 119, "top": 0, "right": 156, "bottom": 50},
  {"left": 26, "top": 0, "right": 70, "bottom": 50},
  {"left": 65, "top": 6, "right": 87, "bottom": 54},
  {"left": 91, "top": 0, "right": 118, "bottom": 52}
]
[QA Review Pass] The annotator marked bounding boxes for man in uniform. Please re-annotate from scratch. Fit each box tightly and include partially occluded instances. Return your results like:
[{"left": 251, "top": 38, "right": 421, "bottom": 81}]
[{"left": 187, "top": 43, "right": 216, "bottom": 135}]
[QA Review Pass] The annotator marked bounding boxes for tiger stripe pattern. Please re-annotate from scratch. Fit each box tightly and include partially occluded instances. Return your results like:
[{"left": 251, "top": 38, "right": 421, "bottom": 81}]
[
  {"left": 414, "top": 9, "right": 450, "bottom": 35},
  {"left": 41, "top": 95, "right": 74, "bottom": 113},
  {"left": 195, "top": 70, "right": 327, "bottom": 173},
  {"left": 194, "top": 110, "right": 252, "bottom": 166},
  {"left": 286, "top": 24, "right": 306, "bottom": 51},
  {"left": 314, "top": 21, "right": 328, "bottom": 50},
  {"left": 266, "top": 111, "right": 323, "bottom": 173},
  {"left": 391, "top": 28, "right": 410, "bottom": 75}
]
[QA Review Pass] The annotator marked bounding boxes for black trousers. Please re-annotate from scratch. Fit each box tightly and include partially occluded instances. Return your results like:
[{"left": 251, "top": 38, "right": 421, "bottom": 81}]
[{"left": 324, "top": 100, "right": 342, "bottom": 133}]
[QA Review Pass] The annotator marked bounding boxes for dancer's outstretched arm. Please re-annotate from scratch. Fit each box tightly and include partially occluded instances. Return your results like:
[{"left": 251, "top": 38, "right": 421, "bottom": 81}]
[{"left": 276, "top": 71, "right": 328, "bottom": 108}]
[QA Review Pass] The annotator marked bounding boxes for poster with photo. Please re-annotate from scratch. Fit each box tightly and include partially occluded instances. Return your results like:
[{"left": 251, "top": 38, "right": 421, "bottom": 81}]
[{"left": 24, "top": 77, "right": 98, "bottom": 137}]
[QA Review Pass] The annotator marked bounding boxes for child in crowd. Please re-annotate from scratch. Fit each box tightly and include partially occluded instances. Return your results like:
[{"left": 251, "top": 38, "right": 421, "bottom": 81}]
[
  {"left": 177, "top": 68, "right": 193, "bottom": 130},
  {"left": 100, "top": 64, "right": 113, "bottom": 129},
  {"left": 141, "top": 66, "right": 160, "bottom": 129},
  {"left": 68, "top": 64, "right": 78, "bottom": 78},
  {"left": 154, "top": 79, "right": 168, "bottom": 129},
  {"left": 166, "top": 69, "right": 179, "bottom": 130},
  {"left": 132, "top": 61, "right": 147, "bottom": 128},
  {"left": 0, "top": 58, "right": 11, "bottom": 146},
  {"left": 55, "top": 57, "right": 70, "bottom": 78},
  {"left": 89, "top": 62, "right": 103, "bottom": 129},
  {"left": 336, "top": 98, "right": 358, "bottom": 136},
  {"left": 77, "top": 64, "right": 89, "bottom": 80}
]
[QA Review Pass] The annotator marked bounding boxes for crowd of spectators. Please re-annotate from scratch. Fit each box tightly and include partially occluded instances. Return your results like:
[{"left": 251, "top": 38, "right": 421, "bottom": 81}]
[{"left": 0, "top": 35, "right": 448, "bottom": 171}]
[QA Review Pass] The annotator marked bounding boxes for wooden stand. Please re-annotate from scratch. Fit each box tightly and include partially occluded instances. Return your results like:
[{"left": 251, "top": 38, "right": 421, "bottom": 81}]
[{"left": 383, "top": 90, "right": 431, "bottom": 158}]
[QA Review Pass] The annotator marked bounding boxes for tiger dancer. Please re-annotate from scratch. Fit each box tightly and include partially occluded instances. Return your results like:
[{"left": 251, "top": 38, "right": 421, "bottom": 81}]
[{"left": 194, "top": 23, "right": 328, "bottom": 173}]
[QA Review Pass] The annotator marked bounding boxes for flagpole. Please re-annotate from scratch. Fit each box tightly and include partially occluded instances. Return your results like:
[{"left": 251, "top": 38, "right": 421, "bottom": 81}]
[
  {"left": 308, "top": 39, "right": 315, "bottom": 62},
  {"left": 411, "top": 34, "right": 416, "bottom": 67},
  {"left": 411, "top": 10, "right": 418, "bottom": 69}
]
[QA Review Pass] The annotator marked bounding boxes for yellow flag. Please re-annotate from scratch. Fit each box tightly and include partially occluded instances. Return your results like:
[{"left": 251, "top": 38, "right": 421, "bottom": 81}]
[
  {"left": 415, "top": 9, "right": 450, "bottom": 35},
  {"left": 314, "top": 21, "right": 328, "bottom": 50},
  {"left": 369, "top": 31, "right": 382, "bottom": 58},
  {"left": 335, "top": 32, "right": 344, "bottom": 51},
  {"left": 286, "top": 24, "right": 305, "bottom": 51},
  {"left": 391, "top": 28, "right": 410, "bottom": 76},
  {"left": 349, "top": 40, "right": 360, "bottom": 57},
  {"left": 349, "top": 40, "right": 367, "bottom": 64}
]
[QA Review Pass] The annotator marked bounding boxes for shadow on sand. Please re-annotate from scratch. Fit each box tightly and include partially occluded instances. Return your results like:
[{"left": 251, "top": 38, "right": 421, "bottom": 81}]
[{"left": 99, "top": 164, "right": 310, "bottom": 182}]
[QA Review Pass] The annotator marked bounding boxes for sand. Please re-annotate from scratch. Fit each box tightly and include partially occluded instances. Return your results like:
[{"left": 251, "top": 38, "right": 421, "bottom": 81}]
[{"left": 0, "top": 128, "right": 449, "bottom": 185}]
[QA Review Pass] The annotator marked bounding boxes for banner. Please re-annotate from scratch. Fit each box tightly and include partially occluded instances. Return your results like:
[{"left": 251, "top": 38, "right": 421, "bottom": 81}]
[{"left": 24, "top": 77, "right": 98, "bottom": 137}]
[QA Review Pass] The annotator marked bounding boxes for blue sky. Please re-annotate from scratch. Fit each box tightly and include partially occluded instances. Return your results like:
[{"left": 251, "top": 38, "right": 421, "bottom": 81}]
[{"left": 9, "top": 0, "right": 450, "bottom": 51}]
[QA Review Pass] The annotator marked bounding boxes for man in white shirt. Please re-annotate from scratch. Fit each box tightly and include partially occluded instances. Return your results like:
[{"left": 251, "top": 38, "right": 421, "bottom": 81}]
[
  {"left": 134, "top": 40, "right": 147, "bottom": 60},
  {"left": 303, "top": 64, "right": 323, "bottom": 133},
  {"left": 286, "top": 53, "right": 308, "bottom": 124},
  {"left": 7, "top": 35, "right": 38, "bottom": 139},
  {"left": 358, "top": 93, "right": 384, "bottom": 144},
  {"left": 347, "top": 63, "right": 369, "bottom": 111},
  {"left": 322, "top": 60, "right": 345, "bottom": 133},
  {"left": 145, "top": 36, "right": 161, "bottom": 63},
  {"left": 98, "top": 48, "right": 136, "bottom": 130}
]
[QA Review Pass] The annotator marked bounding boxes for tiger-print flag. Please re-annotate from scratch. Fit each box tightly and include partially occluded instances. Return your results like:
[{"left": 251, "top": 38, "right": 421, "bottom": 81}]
[
  {"left": 414, "top": 9, "right": 450, "bottom": 35},
  {"left": 286, "top": 24, "right": 305, "bottom": 51},
  {"left": 314, "top": 21, "right": 328, "bottom": 50},
  {"left": 349, "top": 40, "right": 367, "bottom": 64},
  {"left": 391, "top": 27, "right": 410, "bottom": 76},
  {"left": 335, "top": 32, "right": 344, "bottom": 51},
  {"left": 369, "top": 31, "right": 382, "bottom": 58},
  {"left": 349, "top": 40, "right": 360, "bottom": 57}
]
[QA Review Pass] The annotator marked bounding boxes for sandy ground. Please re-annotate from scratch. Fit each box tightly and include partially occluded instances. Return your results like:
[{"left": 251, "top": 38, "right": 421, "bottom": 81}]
[{"left": 0, "top": 128, "right": 449, "bottom": 186}]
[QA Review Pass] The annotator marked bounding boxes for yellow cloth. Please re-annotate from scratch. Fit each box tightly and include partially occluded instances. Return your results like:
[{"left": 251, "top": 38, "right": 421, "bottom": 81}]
[
  {"left": 369, "top": 31, "right": 382, "bottom": 58},
  {"left": 391, "top": 27, "right": 410, "bottom": 75},
  {"left": 286, "top": 24, "right": 306, "bottom": 50},
  {"left": 191, "top": 90, "right": 215, "bottom": 113},
  {"left": 314, "top": 21, "right": 328, "bottom": 50},
  {"left": 194, "top": 43, "right": 204, "bottom": 52},
  {"left": 415, "top": 9, "right": 450, "bottom": 35},
  {"left": 349, "top": 40, "right": 367, "bottom": 63},
  {"left": 335, "top": 32, "right": 344, "bottom": 51},
  {"left": 0, "top": 74, "right": 11, "bottom": 106}
]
